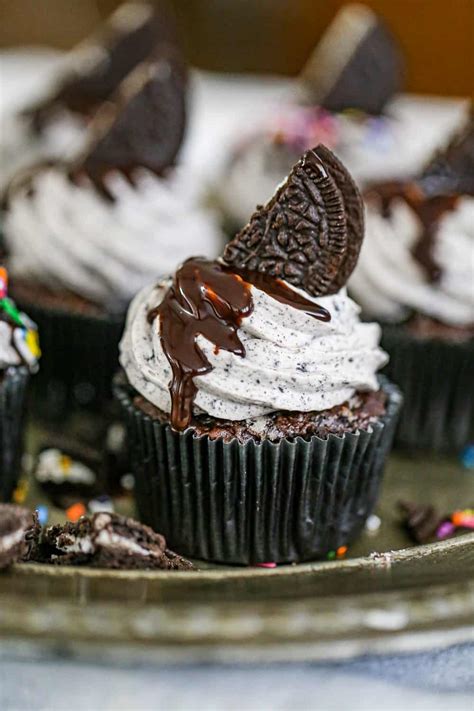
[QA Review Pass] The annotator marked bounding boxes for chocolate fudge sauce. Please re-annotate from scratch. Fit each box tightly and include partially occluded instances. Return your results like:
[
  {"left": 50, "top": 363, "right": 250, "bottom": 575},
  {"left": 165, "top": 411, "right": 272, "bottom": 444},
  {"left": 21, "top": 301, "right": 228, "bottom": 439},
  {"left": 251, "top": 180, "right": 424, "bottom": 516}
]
[
  {"left": 149, "top": 258, "right": 331, "bottom": 431},
  {"left": 368, "top": 181, "right": 460, "bottom": 281}
]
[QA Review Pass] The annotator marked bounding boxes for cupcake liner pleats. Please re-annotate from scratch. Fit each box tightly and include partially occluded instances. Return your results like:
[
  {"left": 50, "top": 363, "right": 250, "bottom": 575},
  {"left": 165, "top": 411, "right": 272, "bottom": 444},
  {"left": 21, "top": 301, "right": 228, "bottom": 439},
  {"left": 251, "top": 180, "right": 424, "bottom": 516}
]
[
  {"left": 381, "top": 326, "right": 474, "bottom": 452},
  {"left": 114, "top": 374, "right": 402, "bottom": 565},
  {"left": 0, "top": 367, "right": 29, "bottom": 502},
  {"left": 16, "top": 300, "right": 125, "bottom": 419}
]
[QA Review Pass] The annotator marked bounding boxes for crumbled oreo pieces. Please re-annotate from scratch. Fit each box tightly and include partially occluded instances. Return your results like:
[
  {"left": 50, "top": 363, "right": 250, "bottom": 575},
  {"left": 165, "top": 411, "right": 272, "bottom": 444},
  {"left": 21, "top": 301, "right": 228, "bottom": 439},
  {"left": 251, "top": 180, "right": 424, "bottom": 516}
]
[
  {"left": 223, "top": 144, "right": 364, "bottom": 297},
  {"left": 70, "top": 48, "right": 186, "bottom": 199},
  {"left": 0, "top": 504, "right": 40, "bottom": 569},
  {"left": 32, "top": 512, "right": 193, "bottom": 571},
  {"left": 27, "top": 1, "right": 179, "bottom": 129},
  {"left": 299, "top": 4, "right": 403, "bottom": 115}
]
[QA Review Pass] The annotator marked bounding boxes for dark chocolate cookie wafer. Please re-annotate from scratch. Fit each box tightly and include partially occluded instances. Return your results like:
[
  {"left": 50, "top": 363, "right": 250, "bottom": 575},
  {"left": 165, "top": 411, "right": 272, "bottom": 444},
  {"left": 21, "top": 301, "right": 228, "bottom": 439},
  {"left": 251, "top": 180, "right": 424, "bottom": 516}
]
[
  {"left": 299, "top": 4, "right": 403, "bottom": 115},
  {"left": 70, "top": 48, "right": 186, "bottom": 199},
  {"left": 37, "top": 512, "right": 194, "bottom": 570},
  {"left": 223, "top": 144, "right": 364, "bottom": 296},
  {"left": 420, "top": 117, "right": 474, "bottom": 197},
  {"left": 0, "top": 504, "right": 40, "bottom": 569},
  {"left": 316, "top": 145, "right": 364, "bottom": 291},
  {"left": 28, "top": 1, "right": 179, "bottom": 129}
]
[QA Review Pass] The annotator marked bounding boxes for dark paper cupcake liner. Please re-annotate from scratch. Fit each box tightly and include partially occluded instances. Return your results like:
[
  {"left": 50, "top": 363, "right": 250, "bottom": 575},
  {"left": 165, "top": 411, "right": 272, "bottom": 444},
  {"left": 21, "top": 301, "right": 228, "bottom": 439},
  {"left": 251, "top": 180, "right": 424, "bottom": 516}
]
[
  {"left": 17, "top": 300, "right": 125, "bottom": 419},
  {"left": 114, "top": 374, "right": 402, "bottom": 565},
  {"left": 381, "top": 325, "right": 474, "bottom": 452},
  {"left": 0, "top": 366, "right": 30, "bottom": 502}
]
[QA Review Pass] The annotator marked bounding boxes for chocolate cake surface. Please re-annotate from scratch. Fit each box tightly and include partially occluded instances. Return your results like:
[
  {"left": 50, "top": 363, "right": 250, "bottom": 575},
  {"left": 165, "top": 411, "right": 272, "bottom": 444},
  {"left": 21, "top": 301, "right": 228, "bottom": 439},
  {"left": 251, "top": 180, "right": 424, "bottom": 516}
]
[{"left": 134, "top": 387, "right": 387, "bottom": 444}]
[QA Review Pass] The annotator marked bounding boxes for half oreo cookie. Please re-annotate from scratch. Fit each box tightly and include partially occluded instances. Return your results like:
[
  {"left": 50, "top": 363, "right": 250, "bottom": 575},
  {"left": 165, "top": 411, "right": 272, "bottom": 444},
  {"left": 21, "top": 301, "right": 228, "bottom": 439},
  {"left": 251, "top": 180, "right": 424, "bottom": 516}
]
[
  {"left": 28, "top": 1, "right": 179, "bottom": 128},
  {"left": 299, "top": 3, "right": 403, "bottom": 115},
  {"left": 223, "top": 144, "right": 364, "bottom": 296},
  {"left": 71, "top": 47, "right": 186, "bottom": 198},
  {"left": 420, "top": 118, "right": 474, "bottom": 196}
]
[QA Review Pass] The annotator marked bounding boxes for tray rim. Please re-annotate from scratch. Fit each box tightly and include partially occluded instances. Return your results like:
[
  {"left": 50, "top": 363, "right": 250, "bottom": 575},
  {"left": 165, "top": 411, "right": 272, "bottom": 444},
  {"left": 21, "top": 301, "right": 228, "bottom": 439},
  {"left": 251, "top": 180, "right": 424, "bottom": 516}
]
[{"left": 9, "top": 530, "right": 474, "bottom": 580}]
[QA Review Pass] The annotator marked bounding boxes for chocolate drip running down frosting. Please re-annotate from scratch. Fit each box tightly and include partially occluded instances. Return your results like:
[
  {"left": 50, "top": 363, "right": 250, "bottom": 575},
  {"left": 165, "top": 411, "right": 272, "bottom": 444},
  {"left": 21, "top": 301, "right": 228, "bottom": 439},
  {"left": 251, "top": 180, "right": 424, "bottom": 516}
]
[
  {"left": 366, "top": 181, "right": 460, "bottom": 282},
  {"left": 150, "top": 258, "right": 330, "bottom": 430}
]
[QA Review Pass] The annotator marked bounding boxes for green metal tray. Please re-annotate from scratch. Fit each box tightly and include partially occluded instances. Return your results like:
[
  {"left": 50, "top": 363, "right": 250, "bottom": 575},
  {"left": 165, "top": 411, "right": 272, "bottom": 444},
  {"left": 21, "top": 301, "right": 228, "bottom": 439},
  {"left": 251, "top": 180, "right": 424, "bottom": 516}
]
[{"left": 1, "top": 434, "right": 473, "bottom": 663}]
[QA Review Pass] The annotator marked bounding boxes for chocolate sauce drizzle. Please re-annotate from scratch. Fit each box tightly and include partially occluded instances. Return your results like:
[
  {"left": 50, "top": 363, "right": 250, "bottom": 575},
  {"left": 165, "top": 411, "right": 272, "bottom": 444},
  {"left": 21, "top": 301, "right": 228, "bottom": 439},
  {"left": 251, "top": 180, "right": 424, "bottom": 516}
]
[
  {"left": 148, "top": 258, "right": 331, "bottom": 431},
  {"left": 368, "top": 181, "right": 460, "bottom": 282}
]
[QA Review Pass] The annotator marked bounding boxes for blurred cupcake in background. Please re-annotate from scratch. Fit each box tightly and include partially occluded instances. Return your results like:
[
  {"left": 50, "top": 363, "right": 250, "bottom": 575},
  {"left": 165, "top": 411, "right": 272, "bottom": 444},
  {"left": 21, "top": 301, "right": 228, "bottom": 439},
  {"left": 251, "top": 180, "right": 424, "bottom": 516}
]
[
  {"left": 217, "top": 3, "right": 469, "bottom": 230},
  {"left": 0, "top": 1, "right": 177, "bottom": 193},
  {"left": 116, "top": 145, "right": 402, "bottom": 564},
  {"left": 349, "top": 121, "right": 474, "bottom": 452},
  {"left": 0, "top": 267, "right": 40, "bottom": 501},
  {"left": 2, "top": 46, "right": 223, "bottom": 417}
]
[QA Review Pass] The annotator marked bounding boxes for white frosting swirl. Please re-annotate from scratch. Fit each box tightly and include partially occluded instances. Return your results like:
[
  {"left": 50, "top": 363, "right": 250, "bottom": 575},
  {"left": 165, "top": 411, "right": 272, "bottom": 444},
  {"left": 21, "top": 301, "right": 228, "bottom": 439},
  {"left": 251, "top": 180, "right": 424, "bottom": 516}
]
[
  {"left": 0, "top": 111, "right": 87, "bottom": 194},
  {"left": 349, "top": 196, "right": 474, "bottom": 326},
  {"left": 120, "top": 279, "right": 387, "bottom": 421},
  {"left": 4, "top": 166, "right": 223, "bottom": 309}
]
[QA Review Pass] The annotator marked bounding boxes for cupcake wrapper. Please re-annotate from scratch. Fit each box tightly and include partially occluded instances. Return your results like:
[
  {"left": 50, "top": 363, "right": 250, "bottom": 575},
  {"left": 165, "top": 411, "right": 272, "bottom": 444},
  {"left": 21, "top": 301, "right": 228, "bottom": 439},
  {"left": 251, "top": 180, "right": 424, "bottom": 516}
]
[
  {"left": 381, "top": 325, "right": 474, "bottom": 452},
  {"left": 17, "top": 300, "right": 124, "bottom": 418},
  {"left": 114, "top": 375, "right": 402, "bottom": 564},
  {"left": 0, "top": 366, "right": 30, "bottom": 502}
]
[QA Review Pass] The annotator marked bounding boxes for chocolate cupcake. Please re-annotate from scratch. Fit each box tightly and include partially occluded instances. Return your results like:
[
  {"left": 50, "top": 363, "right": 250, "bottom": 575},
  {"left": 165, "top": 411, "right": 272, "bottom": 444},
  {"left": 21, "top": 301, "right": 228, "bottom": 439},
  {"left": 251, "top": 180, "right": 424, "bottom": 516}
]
[
  {"left": 0, "top": 268, "right": 40, "bottom": 501},
  {"left": 349, "top": 125, "right": 474, "bottom": 451},
  {"left": 115, "top": 145, "right": 402, "bottom": 564},
  {"left": 0, "top": 2, "right": 177, "bottom": 193},
  {"left": 217, "top": 5, "right": 468, "bottom": 230},
  {"left": 3, "top": 48, "right": 222, "bottom": 416}
]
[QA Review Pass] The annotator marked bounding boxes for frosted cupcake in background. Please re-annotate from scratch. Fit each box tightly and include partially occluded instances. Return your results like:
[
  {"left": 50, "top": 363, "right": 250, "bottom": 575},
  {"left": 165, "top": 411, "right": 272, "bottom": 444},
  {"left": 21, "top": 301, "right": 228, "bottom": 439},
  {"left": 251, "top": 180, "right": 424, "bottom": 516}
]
[
  {"left": 116, "top": 145, "right": 402, "bottom": 565},
  {"left": 0, "top": 1, "right": 176, "bottom": 192},
  {"left": 349, "top": 122, "right": 474, "bottom": 451},
  {"left": 0, "top": 267, "right": 40, "bottom": 501},
  {"left": 217, "top": 3, "right": 469, "bottom": 230},
  {"left": 2, "top": 47, "right": 223, "bottom": 416}
]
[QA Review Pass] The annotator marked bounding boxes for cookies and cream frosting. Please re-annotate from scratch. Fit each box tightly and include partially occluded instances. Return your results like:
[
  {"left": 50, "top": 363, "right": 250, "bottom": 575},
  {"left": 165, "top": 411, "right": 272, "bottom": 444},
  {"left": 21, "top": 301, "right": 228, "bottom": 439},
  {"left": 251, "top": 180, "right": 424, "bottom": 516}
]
[
  {"left": 349, "top": 192, "right": 474, "bottom": 326},
  {"left": 3, "top": 166, "right": 222, "bottom": 309},
  {"left": 120, "top": 276, "right": 387, "bottom": 422}
]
